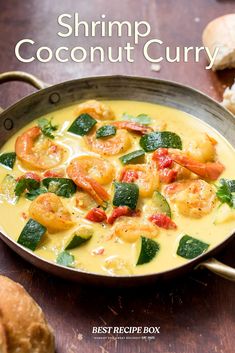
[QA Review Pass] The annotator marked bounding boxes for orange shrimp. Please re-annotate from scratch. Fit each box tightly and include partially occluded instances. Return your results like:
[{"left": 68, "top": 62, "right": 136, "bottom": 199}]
[
  {"left": 120, "top": 164, "right": 159, "bottom": 197},
  {"left": 15, "top": 126, "right": 64, "bottom": 170},
  {"left": 169, "top": 150, "right": 224, "bottom": 181},
  {"left": 75, "top": 100, "right": 115, "bottom": 120},
  {"left": 29, "top": 193, "right": 74, "bottom": 233},
  {"left": 164, "top": 179, "right": 216, "bottom": 218},
  {"left": 111, "top": 121, "right": 153, "bottom": 135},
  {"left": 85, "top": 128, "right": 132, "bottom": 156},
  {"left": 114, "top": 218, "right": 159, "bottom": 243},
  {"left": 67, "top": 156, "right": 114, "bottom": 206}
]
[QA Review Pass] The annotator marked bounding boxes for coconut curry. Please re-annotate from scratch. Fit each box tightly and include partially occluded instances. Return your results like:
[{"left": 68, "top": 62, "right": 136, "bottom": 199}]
[{"left": 0, "top": 100, "right": 235, "bottom": 276}]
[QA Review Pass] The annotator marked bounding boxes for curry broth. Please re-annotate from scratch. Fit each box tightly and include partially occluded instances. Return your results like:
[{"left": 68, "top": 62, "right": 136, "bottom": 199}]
[{"left": 0, "top": 100, "right": 235, "bottom": 276}]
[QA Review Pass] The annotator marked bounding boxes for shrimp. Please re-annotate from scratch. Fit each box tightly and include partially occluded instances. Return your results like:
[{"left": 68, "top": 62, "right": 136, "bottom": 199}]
[
  {"left": 111, "top": 121, "right": 153, "bottom": 135},
  {"left": 164, "top": 179, "right": 216, "bottom": 218},
  {"left": 15, "top": 126, "right": 64, "bottom": 170},
  {"left": 114, "top": 218, "right": 159, "bottom": 243},
  {"left": 85, "top": 128, "right": 132, "bottom": 156},
  {"left": 120, "top": 164, "right": 159, "bottom": 197},
  {"left": 29, "top": 193, "right": 74, "bottom": 233},
  {"left": 168, "top": 150, "right": 224, "bottom": 181},
  {"left": 185, "top": 134, "right": 216, "bottom": 163},
  {"left": 75, "top": 191, "right": 96, "bottom": 209},
  {"left": 67, "top": 155, "right": 114, "bottom": 205},
  {"left": 75, "top": 100, "right": 115, "bottom": 120}
]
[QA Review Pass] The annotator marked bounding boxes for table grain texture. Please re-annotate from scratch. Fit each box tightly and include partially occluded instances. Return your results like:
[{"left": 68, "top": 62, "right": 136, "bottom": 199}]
[{"left": 0, "top": 1, "right": 235, "bottom": 353}]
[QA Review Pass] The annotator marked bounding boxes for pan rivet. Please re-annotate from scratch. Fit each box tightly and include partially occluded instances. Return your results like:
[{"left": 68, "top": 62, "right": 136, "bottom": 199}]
[
  {"left": 4, "top": 118, "right": 13, "bottom": 130},
  {"left": 49, "top": 93, "right": 60, "bottom": 104}
]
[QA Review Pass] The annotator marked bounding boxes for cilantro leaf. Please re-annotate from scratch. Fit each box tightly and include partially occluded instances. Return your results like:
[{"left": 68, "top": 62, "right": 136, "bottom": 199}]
[
  {"left": 15, "top": 178, "right": 40, "bottom": 197},
  {"left": 37, "top": 117, "right": 58, "bottom": 139},
  {"left": 56, "top": 251, "right": 75, "bottom": 267},
  {"left": 216, "top": 179, "right": 235, "bottom": 208},
  {"left": 42, "top": 178, "right": 77, "bottom": 198}
]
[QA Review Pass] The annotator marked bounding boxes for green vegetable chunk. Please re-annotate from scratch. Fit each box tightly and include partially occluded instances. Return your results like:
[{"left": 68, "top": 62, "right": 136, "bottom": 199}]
[
  {"left": 65, "top": 226, "right": 93, "bottom": 250},
  {"left": 38, "top": 117, "right": 58, "bottom": 139},
  {"left": 96, "top": 125, "right": 117, "bottom": 139},
  {"left": 42, "top": 178, "right": 77, "bottom": 198},
  {"left": 216, "top": 178, "right": 235, "bottom": 208},
  {"left": 113, "top": 182, "right": 139, "bottom": 210},
  {"left": 15, "top": 178, "right": 40, "bottom": 197},
  {"left": 137, "top": 236, "right": 160, "bottom": 265},
  {"left": 68, "top": 113, "right": 97, "bottom": 136},
  {"left": 177, "top": 235, "right": 209, "bottom": 259},
  {"left": 56, "top": 251, "right": 75, "bottom": 267},
  {"left": 152, "top": 191, "right": 171, "bottom": 218},
  {"left": 65, "top": 234, "right": 92, "bottom": 250},
  {"left": 122, "top": 113, "right": 152, "bottom": 125},
  {"left": 0, "top": 152, "right": 16, "bottom": 169},
  {"left": 0, "top": 175, "right": 18, "bottom": 204},
  {"left": 119, "top": 150, "right": 145, "bottom": 165},
  {"left": 17, "top": 219, "right": 46, "bottom": 251},
  {"left": 140, "top": 131, "right": 182, "bottom": 152}
]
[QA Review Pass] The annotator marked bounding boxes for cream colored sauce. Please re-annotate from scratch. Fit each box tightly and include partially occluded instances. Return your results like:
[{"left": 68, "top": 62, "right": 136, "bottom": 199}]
[{"left": 0, "top": 100, "right": 235, "bottom": 276}]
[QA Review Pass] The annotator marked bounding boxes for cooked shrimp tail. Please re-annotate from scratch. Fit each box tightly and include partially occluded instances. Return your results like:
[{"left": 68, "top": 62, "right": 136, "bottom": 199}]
[
  {"left": 88, "top": 178, "right": 110, "bottom": 202},
  {"left": 170, "top": 151, "right": 224, "bottom": 181},
  {"left": 67, "top": 156, "right": 114, "bottom": 206},
  {"left": 15, "top": 126, "right": 41, "bottom": 156}
]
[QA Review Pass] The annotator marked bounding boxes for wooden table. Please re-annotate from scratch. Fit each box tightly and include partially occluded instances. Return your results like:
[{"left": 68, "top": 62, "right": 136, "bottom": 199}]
[{"left": 0, "top": 1, "right": 235, "bottom": 352}]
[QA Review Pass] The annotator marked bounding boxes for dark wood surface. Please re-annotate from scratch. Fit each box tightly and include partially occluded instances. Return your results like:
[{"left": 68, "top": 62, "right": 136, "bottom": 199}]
[{"left": 0, "top": 1, "right": 235, "bottom": 352}]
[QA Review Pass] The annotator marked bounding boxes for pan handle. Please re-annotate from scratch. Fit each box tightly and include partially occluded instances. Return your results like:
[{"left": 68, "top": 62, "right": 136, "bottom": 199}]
[
  {"left": 0, "top": 71, "right": 48, "bottom": 111},
  {"left": 197, "top": 258, "right": 235, "bottom": 281}
]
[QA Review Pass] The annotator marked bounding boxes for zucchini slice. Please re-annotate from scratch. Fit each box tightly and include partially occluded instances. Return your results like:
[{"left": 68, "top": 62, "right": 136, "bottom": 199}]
[
  {"left": 140, "top": 131, "right": 182, "bottom": 152},
  {"left": 214, "top": 203, "right": 235, "bottom": 225},
  {"left": 113, "top": 182, "right": 139, "bottom": 210},
  {"left": 65, "top": 227, "right": 93, "bottom": 250},
  {"left": 68, "top": 113, "right": 97, "bottom": 136},
  {"left": 0, "top": 174, "right": 18, "bottom": 204},
  {"left": 96, "top": 125, "right": 116, "bottom": 139},
  {"left": 137, "top": 236, "right": 160, "bottom": 265},
  {"left": 42, "top": 178, "right": 77, "bottom": 198},
  {"left": 119, "top": 150, "right": 145, "bottom": 165},
  {"left": 177, "top": 235, "right": 209, "bottom": 259},
  {"left": 56, "top": 251, "right": 75, "bottom": 267},
  {"left": 0, "top": 152, "right": 16, "bottom": 169},
  {"left": 152, "top": 191, "right": 171, "bottom": 218},
  {"left": 17, "top": 219, "right": 47, "bottom": 251}
]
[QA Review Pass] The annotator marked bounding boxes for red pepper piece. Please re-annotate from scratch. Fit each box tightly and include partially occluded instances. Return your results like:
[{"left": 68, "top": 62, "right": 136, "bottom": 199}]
[
  {"left": 149, "top": 213, "right": 177, "bottom": 229},
  {"left": 159, "top": 168, "right": 177, "bottom": 183},
  {"left": 85, "top": 208, "right": 107, "bottom": 223}
]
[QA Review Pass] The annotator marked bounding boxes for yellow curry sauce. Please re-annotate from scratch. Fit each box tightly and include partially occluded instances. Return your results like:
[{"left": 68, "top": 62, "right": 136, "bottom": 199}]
[{"left": 0, "top": 100, "right": 235, "bottom": 276}]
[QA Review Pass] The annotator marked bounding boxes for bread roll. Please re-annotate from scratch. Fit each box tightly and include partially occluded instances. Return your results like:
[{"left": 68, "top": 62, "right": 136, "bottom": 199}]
[
  {"left": 202, "top": 14, "right": 235, "bottom": 70},
  {"left": 0, "top": 275, "right": 55, "bottom": 353},
  {"left": 222, "top": 81, "right": 235, "bottom": 114}
]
